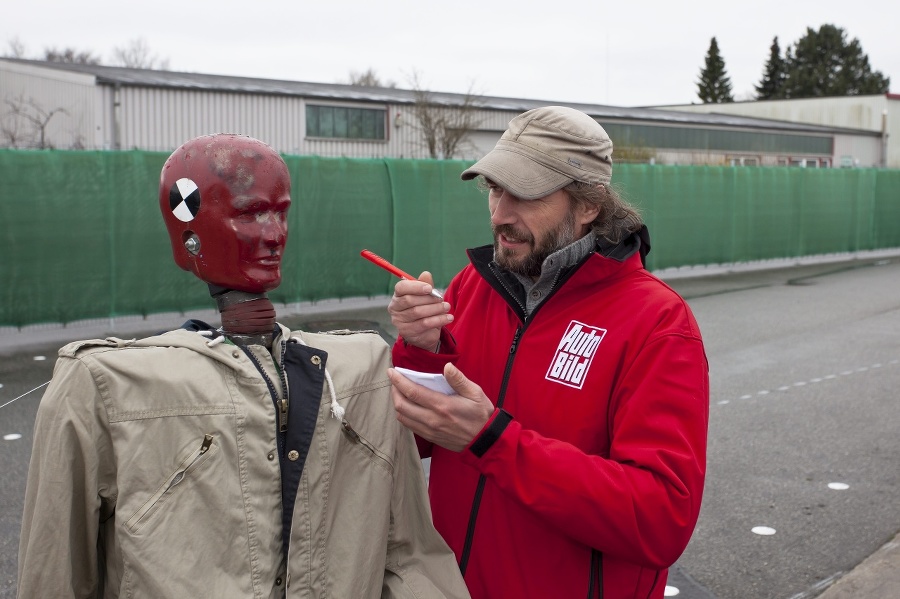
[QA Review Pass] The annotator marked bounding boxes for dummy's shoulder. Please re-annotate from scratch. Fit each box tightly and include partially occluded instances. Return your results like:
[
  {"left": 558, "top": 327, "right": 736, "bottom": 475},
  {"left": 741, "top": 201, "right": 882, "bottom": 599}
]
[
  {"left": 58, "top": 336, "right": 138, "bottom": 358},
  {"left": 291, "top": 329, "right": 390, "bottom": 365},
  {"left": 57, "top": 328, "right": 206, "bottom": 360},
  {"left": 292, "top": 328, "right": 386, "bottom": 345},
  {"left": 321, "top": 328, "right": 382, "bottom": 337}
]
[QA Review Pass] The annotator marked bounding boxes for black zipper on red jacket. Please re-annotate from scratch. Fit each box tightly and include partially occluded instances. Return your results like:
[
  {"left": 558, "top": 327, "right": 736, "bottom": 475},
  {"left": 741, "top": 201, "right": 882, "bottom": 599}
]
[
  {"left": 458, "top": 246, "right": 595, "bottom": 577},
  {"left": 459, "top": 326, "right": 522, "bottom": 575},
  {"left": 588, "top": 549, "right": 603, "bottom": 598}
]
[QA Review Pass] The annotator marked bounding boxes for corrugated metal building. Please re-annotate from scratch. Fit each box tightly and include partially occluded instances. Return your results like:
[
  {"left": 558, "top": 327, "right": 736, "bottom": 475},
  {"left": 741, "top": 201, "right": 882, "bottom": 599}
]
[
  {"left": 1, "top": 58, "right": 883, "bottom": 168},
  {"left": 654, "top": 94, "right": 899, "bottom": 168}
]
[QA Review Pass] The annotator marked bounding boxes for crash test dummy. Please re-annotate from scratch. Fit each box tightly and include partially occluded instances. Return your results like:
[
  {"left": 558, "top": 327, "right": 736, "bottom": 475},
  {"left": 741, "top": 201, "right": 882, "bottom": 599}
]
[{"left": 17, "top": 133, "right": 469, "bottom": 599}]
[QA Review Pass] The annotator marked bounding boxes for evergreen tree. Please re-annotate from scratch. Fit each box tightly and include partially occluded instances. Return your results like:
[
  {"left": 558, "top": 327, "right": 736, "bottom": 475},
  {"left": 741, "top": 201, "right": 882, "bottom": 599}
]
[
  {"left": 697, "top": 37, "right": 734, "bottom": 104},
  {"left": 781, "top": 24, "right": 889, "bottom": 98},
  {"left": 755, "top": 37, "right": 787, "bottom": 100}
]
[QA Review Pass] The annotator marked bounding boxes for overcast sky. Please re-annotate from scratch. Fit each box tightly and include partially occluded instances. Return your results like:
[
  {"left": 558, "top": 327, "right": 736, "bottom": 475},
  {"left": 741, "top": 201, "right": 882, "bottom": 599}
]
[{"left": 3, "top": 1, "right": 897, "bottom": 108}]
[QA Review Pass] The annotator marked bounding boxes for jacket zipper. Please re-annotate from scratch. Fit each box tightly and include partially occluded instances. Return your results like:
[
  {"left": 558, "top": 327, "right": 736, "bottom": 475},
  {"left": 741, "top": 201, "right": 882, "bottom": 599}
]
[
  {"left": 588, "top": 549, "right": 603, "bottom": 599},
  {"left": 124, "top": 433, "right": 216, "bottom": 533},
  {"left": 459, "top": 326, "right": 522, "bottom": 575},
  {"left": 242, "top": 339, "right": 297, "bottom": 590},
  {"left": 457, "top": 249, "right": 594, "bottom": 577},
  {"left": 340, "top": 419, "right": 393, "bottom": 471},
  {"left": 241, "top": 343, "right": 288, "bottom": 436},
  {"left": 166, "top": 433, "right": 214, "bottom": 491}
]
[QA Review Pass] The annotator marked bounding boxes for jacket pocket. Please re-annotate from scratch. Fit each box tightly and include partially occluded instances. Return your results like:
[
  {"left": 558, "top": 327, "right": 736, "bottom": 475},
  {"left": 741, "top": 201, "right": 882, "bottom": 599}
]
[
  {"left": 340, "top": 419, "right": 393, "bottom": 475},
  {"left": 124, "top": 433, "right": 218, "bottom": 534}
]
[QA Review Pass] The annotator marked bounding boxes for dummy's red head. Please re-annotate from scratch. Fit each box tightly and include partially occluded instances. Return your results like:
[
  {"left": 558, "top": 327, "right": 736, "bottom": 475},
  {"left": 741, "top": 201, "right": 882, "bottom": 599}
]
[{"left": 159, "top": 134, "right": 291, "bottom": 293}]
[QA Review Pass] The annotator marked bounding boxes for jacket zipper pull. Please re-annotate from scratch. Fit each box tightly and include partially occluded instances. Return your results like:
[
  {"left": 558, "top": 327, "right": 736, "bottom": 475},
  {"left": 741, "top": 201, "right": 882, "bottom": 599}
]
[
  {"left": 341, "top": 420, "right": 361, "bottom": 443},
  {"left": 199, "top": 433, "right": 213, "bottom": 454},
  {"left": 279, "top": 398, "right": 288, "bottom": 432},
  {"left": 167, "top": 434, "right": 214, "bottom": 492},
  {"left": 509, "top": 328, "right": 522, "bottom": 354}
]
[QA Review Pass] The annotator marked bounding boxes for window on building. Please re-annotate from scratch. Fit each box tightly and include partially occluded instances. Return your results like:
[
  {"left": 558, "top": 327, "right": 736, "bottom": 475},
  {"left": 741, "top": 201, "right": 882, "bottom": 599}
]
[
  {"left": 306, "top": 105, "right": 387, "bottom": 140},
  {"left": 786, "top": 157, "right": 829, "bottom": 168},
  {"left": 599, "top": 122, "right": 832, "bottom": 155},
  {"left": 728, "top": 156, "right": 760, "bottom": 166}
]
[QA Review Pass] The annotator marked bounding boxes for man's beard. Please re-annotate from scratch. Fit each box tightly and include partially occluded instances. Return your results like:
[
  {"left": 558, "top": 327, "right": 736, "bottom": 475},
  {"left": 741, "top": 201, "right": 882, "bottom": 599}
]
[{"left": 493, "top": 211, "right": 577, "bottom": 278}]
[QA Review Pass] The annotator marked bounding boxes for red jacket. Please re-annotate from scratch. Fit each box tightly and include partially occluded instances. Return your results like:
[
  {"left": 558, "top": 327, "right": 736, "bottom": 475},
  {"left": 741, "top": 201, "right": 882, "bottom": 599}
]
[{"left": 393, "top": 243, "right": 709, "bottom": 599}]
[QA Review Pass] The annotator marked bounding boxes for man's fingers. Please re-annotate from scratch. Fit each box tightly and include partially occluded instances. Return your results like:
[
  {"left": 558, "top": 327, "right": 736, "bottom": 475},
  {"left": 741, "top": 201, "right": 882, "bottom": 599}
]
[
  {"left": 417, "top": 270, "right": 435, "bottom": 287},
  {"left": 443, "top": 362, "right": 482, "bottom": 400},
  {"left": 388, "top": 368, "right": 436, "bottom": 408},
  {"left": 393, "top": 278, "right": 438, "bottom": 302},
  {"left": 389, "top": 372, "right": 438, "bottom": 429}
]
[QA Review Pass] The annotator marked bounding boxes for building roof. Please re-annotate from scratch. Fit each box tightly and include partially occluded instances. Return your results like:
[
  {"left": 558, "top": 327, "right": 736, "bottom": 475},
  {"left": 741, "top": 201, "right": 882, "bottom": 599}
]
[{"left": 2, "top": 58, "right": 877, "bottom": 136}]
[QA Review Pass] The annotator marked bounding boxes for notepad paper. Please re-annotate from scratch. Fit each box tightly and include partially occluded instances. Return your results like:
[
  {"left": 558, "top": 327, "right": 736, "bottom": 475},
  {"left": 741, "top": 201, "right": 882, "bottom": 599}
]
[{"left": 394, "top": 367, "right": 455, "bottom": 395}]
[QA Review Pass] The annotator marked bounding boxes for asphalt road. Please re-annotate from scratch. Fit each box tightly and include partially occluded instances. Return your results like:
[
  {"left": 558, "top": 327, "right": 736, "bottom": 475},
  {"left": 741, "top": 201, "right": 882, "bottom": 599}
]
[{"left": 1, "top": 254, "right": 899, "bottom": 598}]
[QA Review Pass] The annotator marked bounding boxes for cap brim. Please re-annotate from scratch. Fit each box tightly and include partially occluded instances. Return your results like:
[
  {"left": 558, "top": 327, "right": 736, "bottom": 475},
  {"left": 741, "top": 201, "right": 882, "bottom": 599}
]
[{"left": 461, "top": 147, "right": 573, "bottom": 200}]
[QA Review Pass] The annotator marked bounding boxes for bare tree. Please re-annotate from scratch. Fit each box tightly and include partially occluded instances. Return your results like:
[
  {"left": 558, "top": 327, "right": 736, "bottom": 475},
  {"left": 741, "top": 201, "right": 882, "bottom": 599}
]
[
  {"left": 408, "top": 71, "right": 483, "bottom": 159},
  {"left": 1, "top": 95, "right": 68, "bottom": 149},
  {"left": 0, "top": 109, "right": 27, "bottom": 147},
  {"left": 5, "top": 36, "right": 26, "bottom": 58},
  {"left": 111, "top": 38, "right": 170, "bottom": 70},
  {"left": 347, "top": 67, "right": 396, "bottom": 88},
  {"left": 43, "top": 47, "right": 101, "bottom": 65}
]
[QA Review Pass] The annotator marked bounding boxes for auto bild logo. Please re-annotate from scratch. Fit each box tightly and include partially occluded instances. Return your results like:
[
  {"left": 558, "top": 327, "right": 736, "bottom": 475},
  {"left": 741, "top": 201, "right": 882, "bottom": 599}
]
[{"left": 545, "top": 321, "right": 606, "bottom": 389}]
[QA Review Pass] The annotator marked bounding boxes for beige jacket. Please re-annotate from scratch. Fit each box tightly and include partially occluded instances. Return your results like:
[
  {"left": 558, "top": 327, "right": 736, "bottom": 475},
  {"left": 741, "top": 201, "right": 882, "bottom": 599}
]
[{"left": 18, "top": 324, "right": 469, "bottom": 599}]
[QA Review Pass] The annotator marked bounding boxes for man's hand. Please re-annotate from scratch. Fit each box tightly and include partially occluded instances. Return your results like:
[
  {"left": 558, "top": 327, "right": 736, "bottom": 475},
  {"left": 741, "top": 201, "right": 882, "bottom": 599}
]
[
  {"left": 388, "top": 363, "right": 495, "bottom": 452},
  {"left": 388, "top": 271, "right": 453, "bottom": 352}
]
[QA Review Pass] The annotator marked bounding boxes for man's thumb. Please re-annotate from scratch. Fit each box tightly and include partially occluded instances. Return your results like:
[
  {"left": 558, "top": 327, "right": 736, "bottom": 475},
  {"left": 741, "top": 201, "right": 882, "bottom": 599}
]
[
  {"left": 418, "top": 270, "right": 435, "bottom": 287},
  {"left": 444, "top": 362, "right": 476, "bottom": 397}
]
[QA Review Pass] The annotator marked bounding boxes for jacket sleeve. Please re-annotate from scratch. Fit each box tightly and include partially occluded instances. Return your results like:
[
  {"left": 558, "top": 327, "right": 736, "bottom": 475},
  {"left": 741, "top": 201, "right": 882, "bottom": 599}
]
[
  {"left": 382, "top": 423, "right": 470, "bottom": 599},
  {"left": 18, "top": 356, "right": 116, "bottom": 598},
  {"left": 460, "top": 331, "right": 709, "bottom": 569}
]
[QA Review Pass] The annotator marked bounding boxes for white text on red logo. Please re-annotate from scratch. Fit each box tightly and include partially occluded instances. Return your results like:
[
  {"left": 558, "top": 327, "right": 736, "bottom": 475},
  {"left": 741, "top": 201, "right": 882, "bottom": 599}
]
[{"left": 545, "top": 321, "right": 606, "bottom": 389}]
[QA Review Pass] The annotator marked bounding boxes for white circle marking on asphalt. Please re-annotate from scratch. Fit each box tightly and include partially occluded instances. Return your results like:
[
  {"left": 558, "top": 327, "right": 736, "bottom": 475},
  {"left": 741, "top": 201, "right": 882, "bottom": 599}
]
[
  {"left": 828, "top": 482, "right": 850, "bottom": 490},
  {"left": 752, "top": 526, "right": 777, "bottom": 536},
  {"left": 664, "top": 585, "right": 680, "bottom": 596},
  {"left": 33, "top": 356, "right": 46, "bottom": 361},
  {"left": 4, "top": 433, "right": 22, "bottom": 441}
]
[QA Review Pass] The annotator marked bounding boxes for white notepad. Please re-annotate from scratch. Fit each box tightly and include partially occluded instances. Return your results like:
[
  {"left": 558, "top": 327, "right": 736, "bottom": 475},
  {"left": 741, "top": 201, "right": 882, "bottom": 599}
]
[{"left": 394, "top": 367, "right": 455, "bottom": 395}]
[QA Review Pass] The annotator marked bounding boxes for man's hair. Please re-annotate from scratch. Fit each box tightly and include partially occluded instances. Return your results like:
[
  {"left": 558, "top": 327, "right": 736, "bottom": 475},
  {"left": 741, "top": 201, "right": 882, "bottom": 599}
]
[{"left": 565, "top": 181, "right": 644, "bottom": 245}]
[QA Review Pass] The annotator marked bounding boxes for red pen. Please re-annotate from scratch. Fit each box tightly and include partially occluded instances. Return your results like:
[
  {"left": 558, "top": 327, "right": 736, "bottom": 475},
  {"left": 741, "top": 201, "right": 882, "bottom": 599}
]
[{"left": 360, "top": 249, "right": 444, "bottom": 300}]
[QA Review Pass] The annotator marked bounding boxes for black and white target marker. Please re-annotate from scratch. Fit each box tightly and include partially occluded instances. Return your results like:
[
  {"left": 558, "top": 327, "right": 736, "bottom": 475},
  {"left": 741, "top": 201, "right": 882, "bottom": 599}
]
[{"left": 169, "top": 178, "right": 201, "bottom": 222}]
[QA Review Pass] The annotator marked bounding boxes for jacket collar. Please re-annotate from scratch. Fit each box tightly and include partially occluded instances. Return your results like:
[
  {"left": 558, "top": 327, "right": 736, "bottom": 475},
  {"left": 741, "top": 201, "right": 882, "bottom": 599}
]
[{"left": 467, "top": 227, "right": 649, "bottom": 319}]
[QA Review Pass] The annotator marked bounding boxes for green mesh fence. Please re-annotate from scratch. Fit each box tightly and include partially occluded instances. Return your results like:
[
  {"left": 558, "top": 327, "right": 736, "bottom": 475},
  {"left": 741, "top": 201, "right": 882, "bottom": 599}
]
[{"left": 1, "top": 149, "right": 899, "bottom": 327}]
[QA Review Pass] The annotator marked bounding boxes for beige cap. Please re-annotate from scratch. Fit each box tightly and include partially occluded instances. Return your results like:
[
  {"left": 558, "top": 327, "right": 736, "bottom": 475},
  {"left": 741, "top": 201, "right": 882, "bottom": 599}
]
[{"left": 461, "top": 106, "right": 613, "bottom": 200}]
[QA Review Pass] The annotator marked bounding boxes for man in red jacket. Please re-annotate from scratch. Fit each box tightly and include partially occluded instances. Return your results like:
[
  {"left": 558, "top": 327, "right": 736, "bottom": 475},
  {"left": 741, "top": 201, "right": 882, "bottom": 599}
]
[{"left": 387, "top": 106, "right": 709, "bottom": 599}]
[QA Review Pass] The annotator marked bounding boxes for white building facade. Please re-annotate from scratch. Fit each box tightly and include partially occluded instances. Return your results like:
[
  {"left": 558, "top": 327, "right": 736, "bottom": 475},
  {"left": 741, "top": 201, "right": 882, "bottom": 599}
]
[
  {"left": 655, "top": 94, "right": 899, "bottom": 168},
  {"left": 1, "top": 58, "right": 883, "bottom": 168}
]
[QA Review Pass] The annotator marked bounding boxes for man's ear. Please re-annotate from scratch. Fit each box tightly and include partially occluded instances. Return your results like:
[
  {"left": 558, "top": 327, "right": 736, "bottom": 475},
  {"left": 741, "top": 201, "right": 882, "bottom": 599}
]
[{"left": 575, "top": 201, "right": 600, "bottom": 227}]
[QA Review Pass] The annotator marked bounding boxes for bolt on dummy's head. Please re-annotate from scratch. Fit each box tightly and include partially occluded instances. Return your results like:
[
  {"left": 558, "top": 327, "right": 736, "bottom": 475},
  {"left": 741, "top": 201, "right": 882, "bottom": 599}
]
[{"left": 159, "top": 134, "right": 292, "bottom": 294}]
